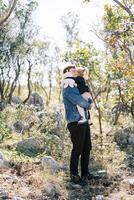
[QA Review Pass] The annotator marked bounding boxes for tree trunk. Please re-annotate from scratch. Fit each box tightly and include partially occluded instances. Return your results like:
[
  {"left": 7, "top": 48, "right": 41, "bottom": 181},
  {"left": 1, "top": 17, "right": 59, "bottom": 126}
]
[
  {"left": 23, "top": 59, "right": 32, "bottom": 104},
  {"left": 8, "top": 56, "right": 21, "bottom": 102}
]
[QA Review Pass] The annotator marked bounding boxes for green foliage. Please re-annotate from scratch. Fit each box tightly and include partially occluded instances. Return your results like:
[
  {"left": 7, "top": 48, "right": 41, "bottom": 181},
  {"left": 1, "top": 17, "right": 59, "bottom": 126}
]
[
  {"left": 99, "top": 1, "right": 134, "bottom": 124},
  {"left": 104, "top": 5, "right": 124, "bottom": 31},
  {"left": 0, "top": 0, "right": 39, "bottom": 101},
  {"left": 30, "top": 107, "right": 70, "bottom": 161},
  {"left": 0, "top": 115, "right": 10, "bottom": 143},
  {"left": 64, "top": 40, "right": 99, "bottom": 69},
  {"left": 0, "top": 1, "right": 7, "bottom": 14},
  {"left": 0, "top": 105, "right": 71, "bottom": 163},
  {"left": 1, "top": 105, "right": 36, "bottom": 124},
  {"left": 60, "top": 12, "right": 80, "bottom": 48}
]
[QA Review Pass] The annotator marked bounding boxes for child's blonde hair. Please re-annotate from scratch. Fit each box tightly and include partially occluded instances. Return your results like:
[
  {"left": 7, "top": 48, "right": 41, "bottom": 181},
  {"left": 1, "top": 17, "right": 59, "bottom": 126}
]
[{"left": 76, "top": 67, "right": 89, "bottom": 77}]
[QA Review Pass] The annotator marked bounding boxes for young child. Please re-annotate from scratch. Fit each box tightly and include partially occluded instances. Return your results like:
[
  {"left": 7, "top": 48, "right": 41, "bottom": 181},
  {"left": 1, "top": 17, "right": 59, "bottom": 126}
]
[
  {"left": 74, "top": 67, "right": 93, "bottom": 125},
  {"left": 62, "top": 66, "right": 92, "bottom": 125}
]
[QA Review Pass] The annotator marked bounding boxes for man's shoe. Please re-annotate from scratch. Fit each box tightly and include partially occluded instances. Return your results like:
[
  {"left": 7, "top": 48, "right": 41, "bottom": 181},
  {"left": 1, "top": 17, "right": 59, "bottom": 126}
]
[
  {"left": 82, "top": 173, "right": 97, "bottom": 181},
  {"left": 70, "top": 174, "right": 87, "bottom": 186}
]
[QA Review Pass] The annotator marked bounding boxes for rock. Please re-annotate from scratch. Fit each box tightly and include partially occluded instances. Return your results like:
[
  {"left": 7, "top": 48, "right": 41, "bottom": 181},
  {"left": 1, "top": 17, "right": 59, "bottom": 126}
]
[
  {"left": 53, "top": 135, "right": 62, "bottom": 144},
  {"left": 41, "top": 156, "right": 61, "bottom": 174},
  {"left": 96, "top": 170, "right": 107, "bottom": 178},
  {"left": 43, "top": 182, "right": 60, "bottom": 198},
  {"left": 128, "top": 179, "right": 134, "bottom": 185},
  {"left": 0, "top": 152, "right": 5, "bottom": 160},
  {"left": 96, "top": 195, "right": 104, "bottom": 200},
  {"left": 115, "top": 127, "right": 134, "bottom": 148},
  {"left": 0, "top": 152, "right": 9, "bottom": 168},
  {"left": 12, "top": 116, "right": 37, "bottom": 134},
  {"left": 0, "top": 100, "right": 7, "bottom": 111},
  {"left": 128, "top": 179, "right": 134, "bottom": 189},
  {"left": 36, "top": 111, "right": 46, "bottom": 119},
  {"left": 12, "top": 121, "right": 24, "bottom": 134},
  {"left": 129, "top": 179, "right": 134, "bottom": 194},
  {"left": 27, "top": 92, "right": 44, "bottom": 111},
  {"left": 52, "top": 111, "right": 62, "bottom": 126},
  {"left": 124, "top": 155, "right": 134, "bottom": 168},
  {"left": 16, "top": 137, "right": 44, "bottom": 157},
  {"left": 12, "top": 197, "right": 23, "bottom": 200},
  {"left": 116, "top": 132, "right": 128, "bottom": 147},
  {"left": 0, "top": 159, "right": 9, "bottom": 168},
  {"left": 71, "top": 183, "right": 82, "bottom": 189},
  {"left": 0, "top": 189, "right": 9, "bottom": 199},
  {"left": 11, "top": 96, "right": 22, "bottom": 105},
  {"left": 128, "top": 135, "right": 134, "bottom": 145}
]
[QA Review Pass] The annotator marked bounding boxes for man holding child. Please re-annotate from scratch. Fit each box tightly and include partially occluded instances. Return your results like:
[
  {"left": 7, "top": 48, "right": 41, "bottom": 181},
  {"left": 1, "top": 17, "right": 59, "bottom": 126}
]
[{"left": 62, "top": 65, "right": 93, "bottom": 186}]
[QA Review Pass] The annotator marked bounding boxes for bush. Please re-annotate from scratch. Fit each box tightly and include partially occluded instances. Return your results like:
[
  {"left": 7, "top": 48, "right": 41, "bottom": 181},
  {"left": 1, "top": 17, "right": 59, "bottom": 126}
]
[{"left": 0, "top": 116, "right": 10, "bottom": 143}]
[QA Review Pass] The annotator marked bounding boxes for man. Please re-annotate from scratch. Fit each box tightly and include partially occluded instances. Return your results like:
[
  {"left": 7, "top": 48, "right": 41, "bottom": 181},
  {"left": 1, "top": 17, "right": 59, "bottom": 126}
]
[{"left": 62, "top": 65, "right": 92, "bottom": 186}]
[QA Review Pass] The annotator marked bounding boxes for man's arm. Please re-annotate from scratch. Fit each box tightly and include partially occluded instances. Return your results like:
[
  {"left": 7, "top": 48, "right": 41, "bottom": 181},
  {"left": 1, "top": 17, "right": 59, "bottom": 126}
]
[{"left": 63, "top": 86, "right": 91, "bottom": 109}]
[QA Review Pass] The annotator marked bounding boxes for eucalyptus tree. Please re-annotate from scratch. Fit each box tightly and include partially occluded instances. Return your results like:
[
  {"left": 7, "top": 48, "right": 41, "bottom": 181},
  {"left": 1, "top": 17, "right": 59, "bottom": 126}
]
[
  {"left": 60, "top": 12, "right": 80, "bottom": 53},
  {"left": 82, "top": 0, "right": 134, "bottom": 123},
  {"left": 84, "top": 0, "right": 134, "bottom": 20},
  {"left": 102, "top": 2, "right": 134, "bottom": 123},
  {"left": 0, "top": 0, "right": 17, "bottom": 26},
  {"left": 0, "top": 0, "right": 38, "bottom": 102}
]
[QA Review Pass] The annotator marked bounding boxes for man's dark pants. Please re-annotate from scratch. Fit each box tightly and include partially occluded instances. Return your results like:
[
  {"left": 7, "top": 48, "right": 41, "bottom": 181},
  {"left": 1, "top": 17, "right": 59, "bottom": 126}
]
[{"left": 67, "top": 122, "right": 92, "bottom": 177}]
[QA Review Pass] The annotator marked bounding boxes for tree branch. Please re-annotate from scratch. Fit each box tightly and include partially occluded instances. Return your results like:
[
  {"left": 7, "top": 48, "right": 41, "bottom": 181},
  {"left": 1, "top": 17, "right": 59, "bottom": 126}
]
[
  {"left": 0, "top": 0, "right": 17, "bottom": 26},
  {"left": 113, "top": 0, "right": 134, "bottom": 20}
]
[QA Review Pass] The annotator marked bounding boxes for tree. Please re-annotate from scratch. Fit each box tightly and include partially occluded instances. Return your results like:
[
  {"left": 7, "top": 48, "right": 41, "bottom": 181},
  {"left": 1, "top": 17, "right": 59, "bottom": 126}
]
[
  {"left": 113, "top": 0, "right": 134, "bottom": 21},
  {"left": 82, "top": 0, "right": 134, "bottom": 123},
  {"left": 102, "top": 2, "right": 134, "bottom": 123},
  {"left": 0, "top": 0, "right": 39, "bottom": 102},
  {"left": 0, "top": 0, "right": 17, "bottom": 26},
  {"left": 60, "top": 12, "right": 80, "bottom": 52}
]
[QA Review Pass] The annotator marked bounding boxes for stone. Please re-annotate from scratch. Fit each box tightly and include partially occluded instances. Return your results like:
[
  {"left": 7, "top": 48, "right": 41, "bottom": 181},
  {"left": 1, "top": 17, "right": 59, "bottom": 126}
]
[
  {"left": 0, "top": 189, "right": 9, "bottom": 199},
  {"left": 96, "top": 170, "right": 107, "bottom": 177},
  {"left": 115, "top": 127, "right": 134, "bottom": 148},
  {"left": 96, "top": 195, "right": 104, "bottom": 200},
  {"left": 27, "top": 92, "right": 44, "bottom": 111},
  {"left": 41, "top": 156, "right": 61, "bottom": 174},
  {"left": 0, "top": 152, "right": 9, "bottom": 168},
  {"left": 43, "top": 182, "right": 59, "bottom": 198},
  {"left": 71, "top": 183, "right": 82, "bottom": 189},
  {"left": 0, "top": 152, "right": 5, "bottom": 160},
  {"left": 11, "top": 96, "right": 22, "bottom": 105},
  {"left": 117, "top": 133, "right": 128, "bottom": 147},
  {"left": 128, "top": 179, "right": 134, "bottom": 185},
  {"left": 124, "top": 155, "right": 134, "bottom": 168},
  {"left": 12, "top": 197, "right": 23, "bottom": 200},
  {"left": 0, "top": 100, "right": 7, "bottom": 111},
  {"left": 12, "top": 121, "right": 24, "bottom": 134},
  {"left": 16, "top": 137, "right": 44, "bottom": 157},
  {"left": 36, "top": 111, "right": 45, "bottom": 119},
  {"left": 129, "top": 179, "right": 134, "bottom": 194},
  {"left": 53, "top": 135, "right": 62, "bottom": 144},
  {"left": 128, "top": 135, "right": 134, "bottom": 145},
  {"left": 0, "top": 159, "right": 9, "bottom": 168}
]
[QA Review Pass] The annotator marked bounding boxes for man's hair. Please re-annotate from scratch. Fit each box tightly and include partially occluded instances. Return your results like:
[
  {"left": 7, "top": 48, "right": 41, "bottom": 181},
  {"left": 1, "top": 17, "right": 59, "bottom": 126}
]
[{"left": 63, "top": 65, "right": 75, "bottom": 74}]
